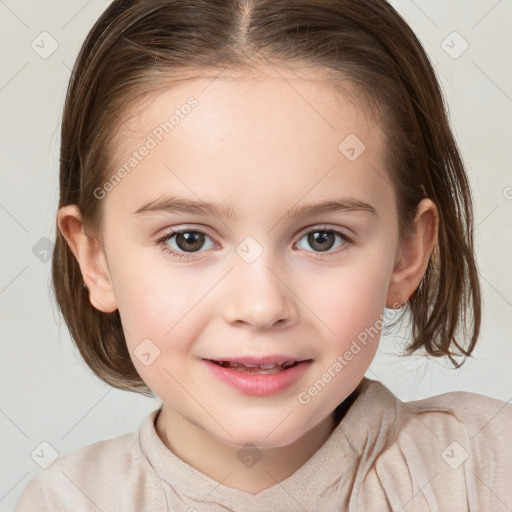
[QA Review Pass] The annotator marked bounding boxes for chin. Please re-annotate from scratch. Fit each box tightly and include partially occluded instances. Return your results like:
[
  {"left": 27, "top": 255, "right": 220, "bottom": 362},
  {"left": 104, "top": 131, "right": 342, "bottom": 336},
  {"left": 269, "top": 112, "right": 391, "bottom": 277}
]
[
  {"left": 224, "top": 432, "right": 302, "bottom": 450},
  {"left": 205, "top": 417, "right": 316, "bottom": 450}
]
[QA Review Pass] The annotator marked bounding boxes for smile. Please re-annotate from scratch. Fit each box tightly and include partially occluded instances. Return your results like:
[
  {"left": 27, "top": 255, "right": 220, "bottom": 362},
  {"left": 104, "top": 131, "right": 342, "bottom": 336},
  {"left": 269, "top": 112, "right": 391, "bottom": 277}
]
[
  {"left": 202, "top": 358, "right": 313, "bottom": 396},
  {"left": 211, "top": 360, "right": 299, "bottom": 373}
]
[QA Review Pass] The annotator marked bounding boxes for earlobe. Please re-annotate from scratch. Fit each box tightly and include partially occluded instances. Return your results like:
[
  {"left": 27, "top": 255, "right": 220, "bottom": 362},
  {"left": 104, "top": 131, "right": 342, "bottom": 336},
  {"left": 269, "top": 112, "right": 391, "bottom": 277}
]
[
  {"left": 57, "top": 205, "right": 118, "bottom": 313},
  {"left": 386, "top": 198, "right": 438, "bottom": 308}
]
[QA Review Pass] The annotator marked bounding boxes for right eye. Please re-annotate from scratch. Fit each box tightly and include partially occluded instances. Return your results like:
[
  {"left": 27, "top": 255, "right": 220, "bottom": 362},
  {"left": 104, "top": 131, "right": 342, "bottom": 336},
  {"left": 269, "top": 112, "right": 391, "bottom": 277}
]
[{"left": 156, "top": 228, "right": 218, "bottom": 260}]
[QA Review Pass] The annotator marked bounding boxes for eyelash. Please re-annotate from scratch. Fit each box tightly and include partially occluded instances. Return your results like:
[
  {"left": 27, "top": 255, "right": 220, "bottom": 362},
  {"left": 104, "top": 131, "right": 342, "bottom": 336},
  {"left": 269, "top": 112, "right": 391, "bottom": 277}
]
[{"left": 155, "top": 226, "right": 353, "bottom": 261}]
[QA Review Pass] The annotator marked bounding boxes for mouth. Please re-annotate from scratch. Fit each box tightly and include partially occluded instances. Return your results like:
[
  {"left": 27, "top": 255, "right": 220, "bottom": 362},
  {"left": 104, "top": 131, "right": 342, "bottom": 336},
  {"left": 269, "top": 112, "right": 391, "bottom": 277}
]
[
  {"left": 202, "top": 357, "right": 313, "bottom": 396},
  {"left": 208, "top": 360, "right": 302, "bottom": 374}
]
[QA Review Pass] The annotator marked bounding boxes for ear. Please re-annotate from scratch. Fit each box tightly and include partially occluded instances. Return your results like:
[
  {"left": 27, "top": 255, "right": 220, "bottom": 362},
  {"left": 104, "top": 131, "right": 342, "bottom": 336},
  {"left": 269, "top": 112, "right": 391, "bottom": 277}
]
[
  {"left": 386, "top": 198, "right": 438, "bottom": 308},
  {"left": 57, "top": 205, "right": 118, "bottom": 313}
]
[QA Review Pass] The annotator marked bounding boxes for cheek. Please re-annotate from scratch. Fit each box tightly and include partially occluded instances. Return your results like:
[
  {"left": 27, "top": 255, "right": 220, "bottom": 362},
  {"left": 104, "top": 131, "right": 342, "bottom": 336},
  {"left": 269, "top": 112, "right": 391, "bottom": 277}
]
[
  {"left": 113, "top": 270, "right": 209, "bottom": 391},
  {"left": 295, "top": 261, "right": 392, "bottom": 416},
  {"left": 109, "top": 257, "right": 208, "bottom": 351},
  {"left": 305, "top": 256, "right": 394, "bottom": 337}
]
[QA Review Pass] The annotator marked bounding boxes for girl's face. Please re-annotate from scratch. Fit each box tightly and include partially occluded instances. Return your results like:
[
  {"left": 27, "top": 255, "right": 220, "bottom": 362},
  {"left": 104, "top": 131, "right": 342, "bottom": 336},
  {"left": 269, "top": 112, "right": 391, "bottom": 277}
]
[{"left": 91, "top": 67, "right": 408, "bottom": 448}]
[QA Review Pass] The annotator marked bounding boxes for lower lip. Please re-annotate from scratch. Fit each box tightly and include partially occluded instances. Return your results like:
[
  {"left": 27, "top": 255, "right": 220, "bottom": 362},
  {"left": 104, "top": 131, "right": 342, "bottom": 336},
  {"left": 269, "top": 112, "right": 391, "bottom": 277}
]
[{"left": 202, "top": 360, "right": 312, "bottom": 396}]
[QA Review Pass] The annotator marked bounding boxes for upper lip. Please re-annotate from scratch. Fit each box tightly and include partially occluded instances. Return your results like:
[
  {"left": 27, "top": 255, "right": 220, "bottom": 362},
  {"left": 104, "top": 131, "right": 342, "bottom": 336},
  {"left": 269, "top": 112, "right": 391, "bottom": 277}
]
[{"left": 204, "top": 355, "right": 311, "bottom": 365}]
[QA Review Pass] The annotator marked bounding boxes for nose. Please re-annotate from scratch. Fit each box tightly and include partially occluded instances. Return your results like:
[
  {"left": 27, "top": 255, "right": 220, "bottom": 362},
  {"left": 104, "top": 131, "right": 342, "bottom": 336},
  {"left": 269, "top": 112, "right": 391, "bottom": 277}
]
[{"left": 221, "top": 253, "right": 298, "bottom": 331}]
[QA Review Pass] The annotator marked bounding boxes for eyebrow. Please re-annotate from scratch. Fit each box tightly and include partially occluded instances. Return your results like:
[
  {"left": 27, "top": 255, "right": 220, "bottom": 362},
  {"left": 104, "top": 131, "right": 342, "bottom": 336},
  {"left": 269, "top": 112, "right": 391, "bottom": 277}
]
[{"left": 132, "top": 195, "right": 377, "bottom": 219}]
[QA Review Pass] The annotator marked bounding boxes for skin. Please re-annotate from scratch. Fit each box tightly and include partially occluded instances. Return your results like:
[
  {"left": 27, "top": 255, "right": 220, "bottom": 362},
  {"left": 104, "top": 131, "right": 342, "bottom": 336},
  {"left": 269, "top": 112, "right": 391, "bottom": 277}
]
[{"left": 58, "top": 65, "right": 438, "bottom": 494}]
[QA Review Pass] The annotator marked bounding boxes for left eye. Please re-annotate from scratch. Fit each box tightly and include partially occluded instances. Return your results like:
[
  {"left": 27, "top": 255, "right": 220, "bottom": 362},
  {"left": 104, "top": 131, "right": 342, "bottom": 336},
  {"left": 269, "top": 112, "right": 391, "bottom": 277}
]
[{"left": 295, "top": 229, "right": 349, "bottom": 253}]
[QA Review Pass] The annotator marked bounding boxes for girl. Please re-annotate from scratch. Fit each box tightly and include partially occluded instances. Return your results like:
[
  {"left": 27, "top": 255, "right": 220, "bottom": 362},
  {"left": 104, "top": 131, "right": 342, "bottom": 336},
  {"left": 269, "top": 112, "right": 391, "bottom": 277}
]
[{"left": 16, "top": 0, "right": 511, "bottom": 511}]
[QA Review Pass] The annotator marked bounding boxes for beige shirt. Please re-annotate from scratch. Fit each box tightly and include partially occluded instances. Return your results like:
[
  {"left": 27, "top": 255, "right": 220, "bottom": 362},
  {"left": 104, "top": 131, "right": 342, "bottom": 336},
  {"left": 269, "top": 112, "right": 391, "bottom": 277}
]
[{"left": 15, "top": 378, "right": 512, "bottom": 511}]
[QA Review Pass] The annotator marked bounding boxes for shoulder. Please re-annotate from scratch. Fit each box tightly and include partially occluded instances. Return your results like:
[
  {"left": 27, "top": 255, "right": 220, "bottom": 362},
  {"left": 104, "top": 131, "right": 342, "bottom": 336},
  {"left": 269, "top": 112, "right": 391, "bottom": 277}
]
[
  {"left": 404, "top": 388, "right": 512, "bottom": 438},
  {"left": 393, "top": 388, "right": 512, "bottom": 475},
  {"left": 15, "top": 409, "right": 165, "bottom": 512},
  {"left": 359, "top": 382, "right": 512, "bottom": 511},
  {"left": 354, "top": 378, "right": 511, "bottom": 450}
]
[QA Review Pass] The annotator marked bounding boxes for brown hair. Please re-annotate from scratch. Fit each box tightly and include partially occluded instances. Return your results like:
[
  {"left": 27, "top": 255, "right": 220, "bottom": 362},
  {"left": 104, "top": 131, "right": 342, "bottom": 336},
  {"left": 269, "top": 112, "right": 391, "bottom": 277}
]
[{"left": 52, "top": 0, "right": 481, "bottom": 396}]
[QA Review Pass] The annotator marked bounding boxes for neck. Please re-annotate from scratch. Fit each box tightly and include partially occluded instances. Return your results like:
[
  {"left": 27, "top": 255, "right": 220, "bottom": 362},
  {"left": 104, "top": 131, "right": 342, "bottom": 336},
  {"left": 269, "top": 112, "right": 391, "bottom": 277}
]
[{"left": 155, "top": 407, "right": 336, "bottom": 494}]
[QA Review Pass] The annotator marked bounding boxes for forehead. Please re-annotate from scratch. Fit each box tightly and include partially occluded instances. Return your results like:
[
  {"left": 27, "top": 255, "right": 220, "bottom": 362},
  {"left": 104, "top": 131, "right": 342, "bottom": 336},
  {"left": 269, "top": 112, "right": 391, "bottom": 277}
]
[
  {"left": 117, "top": 64, "right": 380, "bottom": 147},
  {"left": 105, "top": 65, "right": 393, "bottom": 219}
]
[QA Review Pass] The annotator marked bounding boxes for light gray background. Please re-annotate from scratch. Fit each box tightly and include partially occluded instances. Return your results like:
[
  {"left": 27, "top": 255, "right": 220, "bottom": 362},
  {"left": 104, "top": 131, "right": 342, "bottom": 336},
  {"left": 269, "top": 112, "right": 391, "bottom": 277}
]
[{"left": 1, "top": 0, "right": 511, "bottom": 509}]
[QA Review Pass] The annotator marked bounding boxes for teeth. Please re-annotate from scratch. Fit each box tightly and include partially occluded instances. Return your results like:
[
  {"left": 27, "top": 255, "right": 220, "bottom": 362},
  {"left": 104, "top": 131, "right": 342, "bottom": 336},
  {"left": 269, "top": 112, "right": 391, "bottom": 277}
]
[{"left": 214, "top": 360, "right": 298, "bottom": 373}]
